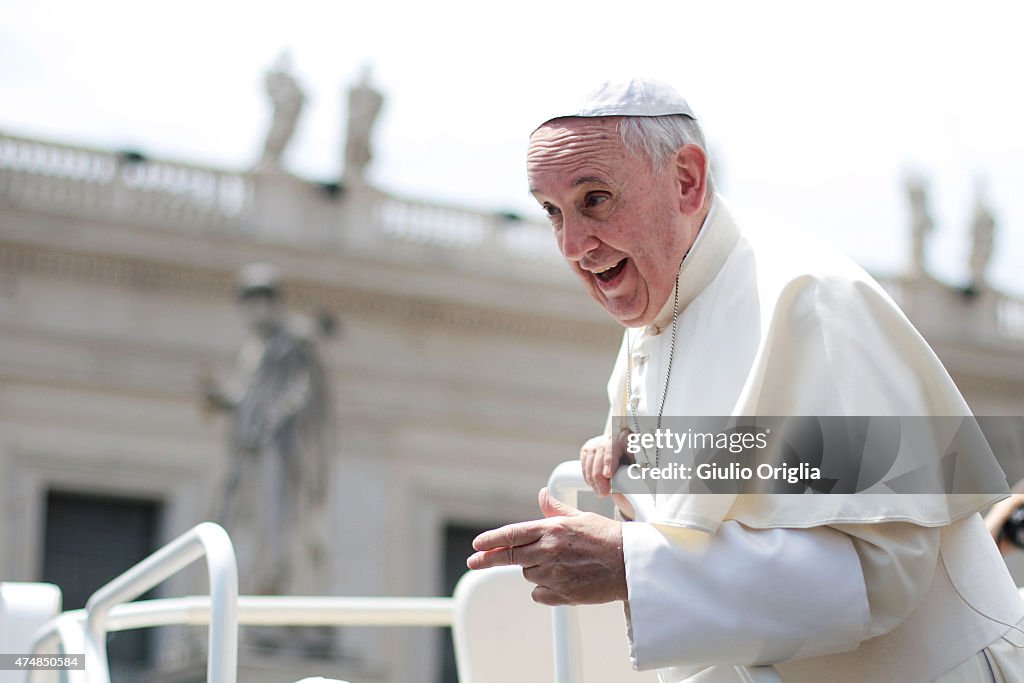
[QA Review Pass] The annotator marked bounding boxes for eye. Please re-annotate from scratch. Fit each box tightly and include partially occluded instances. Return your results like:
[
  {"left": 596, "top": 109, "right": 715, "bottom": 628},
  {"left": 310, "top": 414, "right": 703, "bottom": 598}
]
[
  {"left": 583, "top": 192, "right": 610, "bottom": 208},
  {"left": 541, "top": 203, "right": 561, "bottom": 218}
]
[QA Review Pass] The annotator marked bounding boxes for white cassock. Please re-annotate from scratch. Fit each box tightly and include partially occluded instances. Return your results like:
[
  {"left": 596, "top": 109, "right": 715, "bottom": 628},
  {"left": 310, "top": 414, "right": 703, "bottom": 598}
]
[{"left": 607, "top": 196, "right": 1024, "bottom": 682}]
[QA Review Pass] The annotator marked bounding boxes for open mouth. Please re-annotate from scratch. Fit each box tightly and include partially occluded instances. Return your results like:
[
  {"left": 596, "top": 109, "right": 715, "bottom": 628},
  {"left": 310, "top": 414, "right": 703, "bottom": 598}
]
[{"left": 595, "top": 259, "right": 627, "bottom": 283}]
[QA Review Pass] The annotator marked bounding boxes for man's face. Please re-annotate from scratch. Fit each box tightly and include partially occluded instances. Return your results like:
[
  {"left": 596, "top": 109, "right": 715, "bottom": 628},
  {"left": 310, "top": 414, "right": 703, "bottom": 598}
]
[{"left": 528, "top": 118, "right": 706, "bottom": 327}]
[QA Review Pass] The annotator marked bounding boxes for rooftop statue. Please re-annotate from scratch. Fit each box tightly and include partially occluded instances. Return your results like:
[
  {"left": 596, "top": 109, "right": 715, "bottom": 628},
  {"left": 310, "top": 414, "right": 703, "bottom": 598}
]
[
  {"left": 257, "top": 51, "right": 306, "bottom": 173},
  {"left": 904, "top": 171, "right": 934, "bottom": 278},
  {"left": 968, "top": 179, "right": 996, "bottom": 292},
  {"left": 342, "top": 65, "right": 384, "bottom": 183}
]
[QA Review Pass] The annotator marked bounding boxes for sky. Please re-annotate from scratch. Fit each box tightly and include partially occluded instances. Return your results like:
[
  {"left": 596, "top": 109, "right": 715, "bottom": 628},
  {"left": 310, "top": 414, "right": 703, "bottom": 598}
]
[{"left": 2, "top": 0, "right": 1022, "bottom": 294}]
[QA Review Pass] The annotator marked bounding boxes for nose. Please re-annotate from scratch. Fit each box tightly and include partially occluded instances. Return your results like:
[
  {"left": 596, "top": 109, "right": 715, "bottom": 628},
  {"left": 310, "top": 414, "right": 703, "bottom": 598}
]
[{"left": 558, "top": 215, "right": 600, "bottom": 262}]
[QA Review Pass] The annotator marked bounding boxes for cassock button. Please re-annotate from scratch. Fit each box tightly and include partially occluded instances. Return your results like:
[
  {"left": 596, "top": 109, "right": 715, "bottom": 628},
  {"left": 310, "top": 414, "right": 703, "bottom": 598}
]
[
  {"left": 633, "top": 353, "right": 647, "bottom": 366},
  {"left": 629, "top": 395, "right": 640, "bottom": 409},
  {"left": 646, "top": 324, "right": 661, "bottom": 336}
]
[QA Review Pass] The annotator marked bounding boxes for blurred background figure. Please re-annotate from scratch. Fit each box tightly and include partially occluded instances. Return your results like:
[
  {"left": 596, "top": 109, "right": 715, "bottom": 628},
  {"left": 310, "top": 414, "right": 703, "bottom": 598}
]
[{"left": 200, "top": 262, "right": 333, "bottom": 601}]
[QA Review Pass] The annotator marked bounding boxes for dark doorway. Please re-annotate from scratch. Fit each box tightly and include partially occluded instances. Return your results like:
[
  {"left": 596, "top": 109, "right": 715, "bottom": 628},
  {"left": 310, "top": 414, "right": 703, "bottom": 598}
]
[
  {"left": 41, "top": 489, "right": 163, "bottom": 679},
  {"left": 439, "top": 521, "right": 502, "bottom": 683}
]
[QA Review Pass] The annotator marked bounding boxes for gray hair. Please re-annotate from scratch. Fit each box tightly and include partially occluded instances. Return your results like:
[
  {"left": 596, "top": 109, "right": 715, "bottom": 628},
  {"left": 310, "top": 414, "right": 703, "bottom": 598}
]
[{"left": 618, "top": 115, "right": 715, "bottom": 196}]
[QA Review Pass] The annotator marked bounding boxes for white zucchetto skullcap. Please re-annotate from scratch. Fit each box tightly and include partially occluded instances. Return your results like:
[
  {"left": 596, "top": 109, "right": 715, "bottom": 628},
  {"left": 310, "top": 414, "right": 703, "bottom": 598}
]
[{"left": 534, "top": 77, "right": 697, "bottom": 132}]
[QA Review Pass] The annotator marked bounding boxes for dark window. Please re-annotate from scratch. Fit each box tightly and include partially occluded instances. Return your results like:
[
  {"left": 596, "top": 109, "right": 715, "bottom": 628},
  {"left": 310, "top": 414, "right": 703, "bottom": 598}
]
[
  {"left": 41, "top": 490, "right": 162, "bottom": 678},
  {"left": 439, "top": 521, "right": 502, "bottom": 683}
]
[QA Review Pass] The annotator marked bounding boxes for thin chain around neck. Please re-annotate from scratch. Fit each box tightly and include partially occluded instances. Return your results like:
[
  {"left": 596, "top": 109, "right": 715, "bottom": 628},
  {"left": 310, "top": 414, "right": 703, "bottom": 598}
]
[{"left": 625, "top": 271, "right": 681, "bottom": 469}]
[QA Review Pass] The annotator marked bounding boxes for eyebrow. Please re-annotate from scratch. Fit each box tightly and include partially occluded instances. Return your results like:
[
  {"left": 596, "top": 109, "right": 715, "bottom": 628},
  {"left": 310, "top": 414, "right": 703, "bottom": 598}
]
[
  {"left": 571, "top": 175, "right": 607, "bottom": 187},
  {"left": 529, "top": 174, "right": 608, "bottom": 196}
]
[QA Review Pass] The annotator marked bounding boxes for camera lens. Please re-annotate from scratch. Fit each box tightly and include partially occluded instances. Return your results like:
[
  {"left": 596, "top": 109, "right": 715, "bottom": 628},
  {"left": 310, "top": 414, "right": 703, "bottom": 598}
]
[{"left": 1002, "top": 504, "right": 1024, "bottom": 549}]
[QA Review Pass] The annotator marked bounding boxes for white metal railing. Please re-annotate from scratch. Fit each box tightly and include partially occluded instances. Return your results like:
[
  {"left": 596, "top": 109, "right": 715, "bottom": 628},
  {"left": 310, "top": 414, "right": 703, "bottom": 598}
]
[
  {"left": 30, "top": 595, "right": 453, "bottom": 635},
  {"left": 24, "top": 469, "right": 783, "bottom": 683},
  {"left": 29, "top": 522, "right": 239, "bottom": 683},
  {"left": 545, "top": 461, "right": 586, "bottom": 683},
  {"left": 29, "top": 595, "right": 455, "bottom": 683}
]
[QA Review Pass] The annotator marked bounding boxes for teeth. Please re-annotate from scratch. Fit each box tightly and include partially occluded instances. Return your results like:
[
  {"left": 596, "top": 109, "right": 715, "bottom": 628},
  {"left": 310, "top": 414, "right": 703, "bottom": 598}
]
[{"left": 593, "top": 260, "right": 621, "bottom": 274}]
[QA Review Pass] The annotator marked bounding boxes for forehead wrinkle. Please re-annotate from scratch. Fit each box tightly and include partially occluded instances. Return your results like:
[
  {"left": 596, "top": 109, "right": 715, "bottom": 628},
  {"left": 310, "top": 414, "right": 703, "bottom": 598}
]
[
  {"left": 527, "top": 126, "right": 624, "bottom": 195},
  {"left": 527, "top": 130, "right": 620, "bottom": 162}
]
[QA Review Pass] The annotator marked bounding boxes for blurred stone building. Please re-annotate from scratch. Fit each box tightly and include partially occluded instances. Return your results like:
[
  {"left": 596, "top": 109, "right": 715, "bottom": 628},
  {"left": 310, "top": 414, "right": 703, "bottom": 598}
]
[
  {"left": 1, "top": 75, "right": 1023, "bottom": 682},
  {"left": 0, "top": 114, "right": 621, "bottom": 680}
]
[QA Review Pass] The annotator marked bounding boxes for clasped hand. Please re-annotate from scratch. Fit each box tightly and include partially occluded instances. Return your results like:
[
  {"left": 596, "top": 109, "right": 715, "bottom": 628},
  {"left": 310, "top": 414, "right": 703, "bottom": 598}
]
[
  {"left": 466, "top": 487, "right": 627, "bottom": 605},
  {"left": 580, "top": 430, "right": 636, "bottom": 519}
]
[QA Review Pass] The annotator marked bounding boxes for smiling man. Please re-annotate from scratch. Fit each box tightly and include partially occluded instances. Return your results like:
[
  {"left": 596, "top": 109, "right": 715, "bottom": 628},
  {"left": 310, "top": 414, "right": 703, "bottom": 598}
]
[
  {"left": 467, "top": 79, "right": 1024, "bottom": 682},
  {"left": 528, "top": 111, "right": 710, "bottom": 327}
]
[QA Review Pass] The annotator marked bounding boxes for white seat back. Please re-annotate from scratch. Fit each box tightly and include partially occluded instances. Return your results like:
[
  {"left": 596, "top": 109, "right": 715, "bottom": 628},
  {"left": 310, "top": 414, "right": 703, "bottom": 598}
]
[
  {"left": 452, "top": 566, "right": 658, "bottom": 682},
  {"left": 0, "top": 582, "right": 63, "bottom": 683}
]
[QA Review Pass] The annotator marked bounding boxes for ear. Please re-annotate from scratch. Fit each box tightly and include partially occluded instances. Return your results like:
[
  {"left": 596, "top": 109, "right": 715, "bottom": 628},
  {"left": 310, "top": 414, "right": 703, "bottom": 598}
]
[{"left": 673, "top": 144, "right": 708, "bottom": 214}]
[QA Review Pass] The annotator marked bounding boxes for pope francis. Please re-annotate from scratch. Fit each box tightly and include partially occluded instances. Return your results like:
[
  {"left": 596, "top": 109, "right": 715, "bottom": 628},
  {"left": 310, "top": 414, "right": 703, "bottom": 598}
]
[{"left": 467, "top": 78, "right": 1024, "bottom": 682}]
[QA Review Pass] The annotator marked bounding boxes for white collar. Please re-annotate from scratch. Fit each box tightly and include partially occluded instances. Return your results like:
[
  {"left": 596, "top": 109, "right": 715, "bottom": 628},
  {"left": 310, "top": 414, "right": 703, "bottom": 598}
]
[{"left": 644, "top": 195, "right": 739, "bottom": 333}]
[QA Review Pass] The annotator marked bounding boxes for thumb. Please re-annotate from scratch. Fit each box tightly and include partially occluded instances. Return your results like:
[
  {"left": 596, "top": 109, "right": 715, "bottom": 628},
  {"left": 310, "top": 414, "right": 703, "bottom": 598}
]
[{"left": 538, "top": 487, "right": 580, "bottom": 518}]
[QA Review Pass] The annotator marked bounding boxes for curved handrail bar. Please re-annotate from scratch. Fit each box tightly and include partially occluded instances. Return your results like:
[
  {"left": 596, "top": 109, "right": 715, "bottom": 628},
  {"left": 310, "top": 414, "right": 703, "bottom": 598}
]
[
  {"left": 58, "top": 522, "right": 238, "bottom": 683},
  {"left": 84, "top": 522, "right": 237, "bottom": 683},
  {"left": 27, "top": 594, "right": 454, "bottom": 683},
  {"left": 545, "top": 459, "right": 659, "bottom": 683},
  {"left": 546, "top": 461, "right": 586, "bottom": 683},
  {"left": 31, "top": 596, "right": 454, "bottom": 641},
  {"left": 549, "top": 459, "right": 657, "bottom": 519},
  {"left": 25, "top": 612, "right": 89, "bottom": 683},
  {"left": 27, "top": 615, "right": 76, "bottom": 670}
]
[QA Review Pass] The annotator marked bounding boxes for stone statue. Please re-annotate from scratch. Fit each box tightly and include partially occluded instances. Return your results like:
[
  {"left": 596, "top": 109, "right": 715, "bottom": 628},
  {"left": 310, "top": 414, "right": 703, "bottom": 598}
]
[
  {"left": 905, "top": 172, "right": 934, "bottom": 277},
  {"left": 968, "top": 180, "right": 996, "bottom": 291},
  {"left": 257, "top": 51, "right": 306, "bottom": 172},
  {"left": 200, "top": 263, "right": 332, "bottom": 598},
  {"left": 342, "top": 65, "right": 384, "bottom": 182}
]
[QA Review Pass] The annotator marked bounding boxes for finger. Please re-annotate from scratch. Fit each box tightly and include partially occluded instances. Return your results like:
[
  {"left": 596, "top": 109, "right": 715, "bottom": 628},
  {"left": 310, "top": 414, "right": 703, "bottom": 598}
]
[
  {"left": 602, "top": 450, "right": 617, "bottom": 480},
  {"left": 472, "top": 521, "right": 545, "bottom": 552},
  {"left": 598, "top": 440, "right": 614, "bottom": 479},
  {"left": 595, "top": 448, "right": 618, "bottom": 496},
  {"left": 469, "top": 533, "right": 550, "bottom": 570},
  {"left": 590, "top": 449, "right": 609, "bottom": 496},
  {"left": 531, "top": 585, "right": 565, "bottom": 606},
  {"left": 468, "top": 540, "right": 545, "bottom": 570},
  {"left": 615, "top": 428, "right": 636, "bottom": 467},
  {"left": 589, "top": 440, "right": 615, "bottom": 496},
  {"left": 538, "top": 487, "right": 581, "bottom": 518},
  {"left": 581, "top": 447, "right": 595, "bottom": 489},
  {"left": 467, "top": 545, "right": 524, "bottom": 570},
  {"left": 522, "top": 564, "right": 544, "bottom": 584}
]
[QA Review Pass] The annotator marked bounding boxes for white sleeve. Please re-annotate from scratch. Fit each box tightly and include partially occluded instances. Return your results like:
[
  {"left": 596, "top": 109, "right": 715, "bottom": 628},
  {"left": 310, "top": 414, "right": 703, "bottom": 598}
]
[{"left": 622, "top": 520, "right": 871, "bottom": 671}]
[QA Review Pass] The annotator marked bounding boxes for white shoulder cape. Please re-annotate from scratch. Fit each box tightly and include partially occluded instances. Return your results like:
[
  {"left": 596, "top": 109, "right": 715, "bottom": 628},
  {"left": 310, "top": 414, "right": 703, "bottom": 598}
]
[{"left": 607, "top": 197, "right": 1008, "bottom": 532}]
